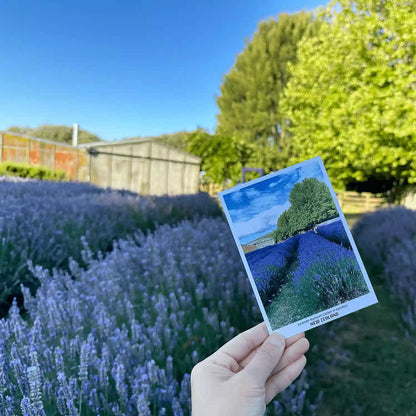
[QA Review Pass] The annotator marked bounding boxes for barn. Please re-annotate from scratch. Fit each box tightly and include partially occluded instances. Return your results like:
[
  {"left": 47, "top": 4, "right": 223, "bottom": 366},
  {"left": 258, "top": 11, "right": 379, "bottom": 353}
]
[
  {"left": 0, "top": 131, "right": 201, "bottom": 195},
  {"left": 79, "top": 138, "right": 201, "bottom": 195}
]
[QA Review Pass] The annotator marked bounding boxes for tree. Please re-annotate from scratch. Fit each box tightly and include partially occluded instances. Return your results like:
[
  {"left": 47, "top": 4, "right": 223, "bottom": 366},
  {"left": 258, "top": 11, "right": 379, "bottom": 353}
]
[
  {"left": 216, "top": 11, "right": 321, "bottom": 172},
  {"left": 7, "top": 124, "right": 101, "bottom": 144},
  {"left": 126, "top": 131, "right": 190, "bottom": 151},
  {"left": 275, "top": 178, "right": 337, "bottom": 240},
  {"left": 275, "top": 210, "right": 292, "bottom": 241},
  {"left": 185, "top": 129, "right": 255, "bottom": 185},
  {"left": 280, "top": 0, "right": 416, "bottom": 202}
]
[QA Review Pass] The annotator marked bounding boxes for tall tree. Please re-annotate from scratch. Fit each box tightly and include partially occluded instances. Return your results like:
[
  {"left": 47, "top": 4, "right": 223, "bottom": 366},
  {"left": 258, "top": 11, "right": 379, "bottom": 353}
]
[
  {"left": 216, "top": 11, "right": 320, "bottom": 171},
  {"left": 281, "top": 0, "right": 416, "bottom": 201},
  {"left": 186, "top": 129, "right": 255, "bottom": 185}
]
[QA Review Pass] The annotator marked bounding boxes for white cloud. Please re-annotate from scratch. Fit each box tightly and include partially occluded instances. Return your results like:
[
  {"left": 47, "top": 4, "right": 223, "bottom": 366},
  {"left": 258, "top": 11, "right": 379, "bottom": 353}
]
[{"left": 233, "top": 201, "right": 290, "bottom": 239}]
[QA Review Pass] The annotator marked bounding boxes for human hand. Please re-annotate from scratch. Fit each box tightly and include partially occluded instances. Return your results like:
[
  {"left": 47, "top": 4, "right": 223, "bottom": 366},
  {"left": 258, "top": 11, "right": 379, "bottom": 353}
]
[{"left": 191, "top": 322, "right": 309, "bottom": 416}]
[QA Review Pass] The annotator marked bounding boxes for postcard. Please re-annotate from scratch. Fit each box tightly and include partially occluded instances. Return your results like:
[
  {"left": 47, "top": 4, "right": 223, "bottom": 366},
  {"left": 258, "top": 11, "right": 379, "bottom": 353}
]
[{"left": 218, "top": 156, "right": 378, "bottom": 338}]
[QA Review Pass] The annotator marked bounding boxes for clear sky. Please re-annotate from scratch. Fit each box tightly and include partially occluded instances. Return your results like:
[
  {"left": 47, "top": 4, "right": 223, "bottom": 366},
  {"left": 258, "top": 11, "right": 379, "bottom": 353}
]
[
  {"left": 223, "top": 160, "right": 324, "bottom": 244},
  {"left": 0, "top": 0, "right": 324, "bottom": 141}
]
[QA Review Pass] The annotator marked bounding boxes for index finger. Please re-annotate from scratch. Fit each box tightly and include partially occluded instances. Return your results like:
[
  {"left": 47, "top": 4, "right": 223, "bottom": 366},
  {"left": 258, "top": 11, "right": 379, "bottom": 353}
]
[{"left": 211, "top": 322, "right": 269, "bottom": 363}]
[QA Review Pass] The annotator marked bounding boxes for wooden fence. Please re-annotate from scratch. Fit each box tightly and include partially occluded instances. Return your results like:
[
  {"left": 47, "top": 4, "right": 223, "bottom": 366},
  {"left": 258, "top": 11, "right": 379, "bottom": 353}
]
[{"left": 200, "top": 184, "right": 388, "bottom": 213}]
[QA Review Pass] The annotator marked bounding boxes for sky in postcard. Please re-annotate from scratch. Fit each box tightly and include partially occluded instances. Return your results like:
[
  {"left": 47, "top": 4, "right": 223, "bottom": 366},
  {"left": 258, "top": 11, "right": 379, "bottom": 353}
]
[{"left": 223, "top": 160, "right": 325, "bottom": 244}]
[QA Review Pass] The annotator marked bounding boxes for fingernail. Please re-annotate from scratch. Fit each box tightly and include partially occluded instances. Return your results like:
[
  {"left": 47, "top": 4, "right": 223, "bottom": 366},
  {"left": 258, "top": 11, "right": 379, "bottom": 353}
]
[{"left": 268, "top": 333, "right": 284, "bottom": 347}]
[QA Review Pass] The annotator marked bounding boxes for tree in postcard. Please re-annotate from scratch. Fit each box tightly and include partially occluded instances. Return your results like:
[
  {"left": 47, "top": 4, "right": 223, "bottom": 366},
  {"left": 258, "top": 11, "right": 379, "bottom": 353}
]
[{"left": 275, "top": 178, "right": 337, "bottom": 241}]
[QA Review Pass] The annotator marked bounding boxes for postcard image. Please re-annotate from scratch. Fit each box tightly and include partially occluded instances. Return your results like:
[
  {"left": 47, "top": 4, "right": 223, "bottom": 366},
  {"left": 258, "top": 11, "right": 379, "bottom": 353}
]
[{"left": 219, "top": 156, "right": 378, "bottom": 338}]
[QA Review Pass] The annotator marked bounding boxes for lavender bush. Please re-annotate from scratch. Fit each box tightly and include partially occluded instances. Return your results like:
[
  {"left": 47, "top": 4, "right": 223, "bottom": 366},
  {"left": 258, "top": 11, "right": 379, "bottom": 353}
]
[
  {"left": 265, "top": 232, "right": 368, "bottom": 328},
  {"left": 316, "top": 220, "right": 350, "bottom": 248},
  {"left": 0, "top": 178, "right": 220, "bottom": 314},
  {"left": 245, "top": 235, "right": 299, "bottom": 304},
  {"left": 352, "top": 206, "right": 416, "bottom": 270},
  {"left": 0, "top": 218, "right": 319, "bottom": 415},
  {"left": 352, "top": 206, "right": 416, "bottom": 339}
]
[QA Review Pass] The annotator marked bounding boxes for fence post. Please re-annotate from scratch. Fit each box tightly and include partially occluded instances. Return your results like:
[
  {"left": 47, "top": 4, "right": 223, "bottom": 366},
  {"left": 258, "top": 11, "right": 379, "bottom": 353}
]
[{"left": 365, "top": 193, "right": 370, "bottom": 211}]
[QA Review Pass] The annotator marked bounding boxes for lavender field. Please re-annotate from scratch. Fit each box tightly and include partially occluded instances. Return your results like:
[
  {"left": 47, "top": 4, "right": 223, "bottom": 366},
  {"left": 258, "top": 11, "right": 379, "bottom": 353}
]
[
  {"left": 246, "top": 220, "right": 369, "bottom": 329},
  {"left": 0, "top": 178, "right": 415, "bottom": 415},
  {"left": 0, "top": 177, "right": 220, "bottom": 315},
  {"left": 0, "top": 178, "right": 316, "bottom": 416}
]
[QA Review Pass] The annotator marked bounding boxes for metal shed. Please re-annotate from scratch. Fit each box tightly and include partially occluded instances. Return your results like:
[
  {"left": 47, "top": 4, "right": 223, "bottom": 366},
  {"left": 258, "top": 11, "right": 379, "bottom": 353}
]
[{"left": 80, "top": 138, "right": 201, "bottom": 195}]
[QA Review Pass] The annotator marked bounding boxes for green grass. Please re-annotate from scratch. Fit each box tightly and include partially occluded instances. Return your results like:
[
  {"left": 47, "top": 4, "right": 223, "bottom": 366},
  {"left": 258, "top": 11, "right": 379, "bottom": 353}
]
[{"left": 306, "top": 269, "right": 416, "bottom": 416}]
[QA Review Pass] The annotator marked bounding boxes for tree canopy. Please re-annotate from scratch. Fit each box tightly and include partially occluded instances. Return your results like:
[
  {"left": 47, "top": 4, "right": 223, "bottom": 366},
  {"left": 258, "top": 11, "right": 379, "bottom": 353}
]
[
  {"left": 280, "top": 0, "right": 416, "bottom": 201},
  {"left": 185, "top": 129, "right": 255, "bottom": 185},
  {"left": 275, "top": 178, "right": 337, "bottom": 241},
  {"left": 7, "top": 124, "right": 101, "bottom": 145},
  {"left": 216, "top": 11, "right": 321, "bottom": 172}
]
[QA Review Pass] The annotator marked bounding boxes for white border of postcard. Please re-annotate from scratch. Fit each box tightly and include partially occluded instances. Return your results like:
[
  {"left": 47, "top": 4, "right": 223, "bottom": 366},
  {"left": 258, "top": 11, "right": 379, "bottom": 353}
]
[{"left": 218, "top": 156, "right": 378, "bottom": 338}]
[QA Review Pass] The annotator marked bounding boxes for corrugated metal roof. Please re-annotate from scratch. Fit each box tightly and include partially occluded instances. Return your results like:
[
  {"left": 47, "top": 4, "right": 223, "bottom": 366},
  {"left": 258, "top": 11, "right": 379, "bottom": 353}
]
[{"left": 80, "top": 137, "right": 201, "bottom": 162}]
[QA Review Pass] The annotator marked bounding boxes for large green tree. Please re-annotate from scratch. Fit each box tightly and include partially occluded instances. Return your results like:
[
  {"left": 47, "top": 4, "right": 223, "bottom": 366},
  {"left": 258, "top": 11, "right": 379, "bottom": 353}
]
[
  {"left": 216, "top": 11, "right": 320, "bottom": 171},
  {"left": 7, "top": 124, "right": 101, "bottom": 144},
  {"left": 281, "top": 0, "right": 416, "bottom": 201},
  {"left": 275, "top": 178, "right": 337, "bottom": 241},
  {"left": 185, "top": 129, "right": 255, "bottom": 185}
]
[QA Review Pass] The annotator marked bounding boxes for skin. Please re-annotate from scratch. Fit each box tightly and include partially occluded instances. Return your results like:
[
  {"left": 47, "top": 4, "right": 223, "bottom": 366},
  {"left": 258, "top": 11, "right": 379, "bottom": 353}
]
[{"left": 191, "top": 322, "right": 309, "bottom": 416}]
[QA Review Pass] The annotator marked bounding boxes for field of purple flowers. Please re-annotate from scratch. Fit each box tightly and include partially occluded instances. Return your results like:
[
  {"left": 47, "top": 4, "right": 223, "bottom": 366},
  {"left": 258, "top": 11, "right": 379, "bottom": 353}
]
[
  {"left": 0, "top": 177, "right": 220, "bottom": 315},
  {"left": 245, "top": 235, "right": 300, "bottom": 305},
  {"left": 2, "top": 176, "right": 414, "bottom": 415},
  {"left": 353, "top": 206, "right": 416, "bottom": 340},
  {"left": 245, "top": 220, "right": 369, "bottom": 329},
  {"left": 316, "top": 219, "right": 351, "bottom": 248},
  {"left": 0, "top": 179, "right": 319, "bottom": 416}
]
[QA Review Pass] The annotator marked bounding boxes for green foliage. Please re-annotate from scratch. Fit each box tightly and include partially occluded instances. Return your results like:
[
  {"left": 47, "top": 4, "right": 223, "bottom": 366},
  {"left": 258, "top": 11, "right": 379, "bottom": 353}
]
[
  {"left": 185, "top": 129, "right": 255, "bottom": 184},
  {"left": 281, "top": 0, "right": 416, "bottom": 201},
  {"left": 216, "top": 11, "right": 321, "bottom": 172},
  {"left": 154, "top": 131, "right": 190, "bottom": 150},
  {"left": 0, "top": 162, "right": 67, "bottom": 181},
  {"left": 275, "top": 178, "right": 338, "bottom": 240},
  {"left": 124, "top": 131, "right": 191, "bottom": 151},
  {"left": 7, "top": 124, "right": 101, "bottom": 144}
]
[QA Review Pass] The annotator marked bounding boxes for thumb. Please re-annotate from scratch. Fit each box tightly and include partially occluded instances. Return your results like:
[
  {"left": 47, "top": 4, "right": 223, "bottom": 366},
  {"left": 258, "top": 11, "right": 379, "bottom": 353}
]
[{"left": 241, "top": 332, "right": 285, "bottom": 386}]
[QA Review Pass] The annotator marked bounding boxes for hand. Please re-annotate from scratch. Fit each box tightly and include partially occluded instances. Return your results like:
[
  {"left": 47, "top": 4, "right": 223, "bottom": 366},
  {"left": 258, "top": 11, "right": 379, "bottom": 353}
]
[{"left": 191, "top": 322, "right": 309, "bottom": 416}]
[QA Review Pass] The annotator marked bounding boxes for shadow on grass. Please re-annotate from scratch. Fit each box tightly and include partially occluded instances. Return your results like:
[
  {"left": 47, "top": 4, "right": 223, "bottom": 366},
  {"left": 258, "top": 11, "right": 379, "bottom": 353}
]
[{"left": 306, "top": 266, "right": 416, "bottom": 416}]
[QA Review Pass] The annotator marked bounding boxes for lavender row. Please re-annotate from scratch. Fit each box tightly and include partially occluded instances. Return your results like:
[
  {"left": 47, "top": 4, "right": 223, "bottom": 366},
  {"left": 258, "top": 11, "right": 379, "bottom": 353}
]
[
  {"left": 0, "top": 178, "right": 220, "bottom": 314},
  {"left": 245, "top": 235, "right": 299, "bottom": 301},
  {"left": 352, "top": 206, "right": 416, "bottom": 339},
  {"left": 0, "top": 217, "right": 319, "bottom": 415},
  {"left": 290, "top": 232, "right": 368, "bottom": 310},
  {"left": 316, "top": 220, "right": 351, "bottom": 248}
]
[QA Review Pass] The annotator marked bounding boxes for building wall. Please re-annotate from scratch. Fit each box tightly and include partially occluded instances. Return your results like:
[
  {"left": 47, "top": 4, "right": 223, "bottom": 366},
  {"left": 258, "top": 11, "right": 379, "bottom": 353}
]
[
  {"left": 0, "top": 133, "right": 89, "bottom": 181},
  {"left": 87, "top": 140, "right": 200, "bottom": 195},
  {"left": 0, "top": 132, "right": 201, "bottom": 195}
]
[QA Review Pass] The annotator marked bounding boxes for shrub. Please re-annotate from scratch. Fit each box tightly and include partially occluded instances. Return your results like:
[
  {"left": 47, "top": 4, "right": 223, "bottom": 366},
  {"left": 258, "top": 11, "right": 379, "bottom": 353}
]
[
  {"left": 0, "top": 162, "right": 67, "bottom": 181},
  {"left": 352, "top": 206, "right": 416, "bottom": 339},
  {"left": 316, "top": 220, "right": 351, "bottom": 248},
  {"left": 352, "top": 206, "right": 416, "bottom": 270}
]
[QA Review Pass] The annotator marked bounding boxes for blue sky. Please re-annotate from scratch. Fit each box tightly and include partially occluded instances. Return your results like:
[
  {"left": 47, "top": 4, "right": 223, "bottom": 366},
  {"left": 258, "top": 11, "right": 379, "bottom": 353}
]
[
  {"left": 0, "top": 0, "right": 324, "bottom": 141},
  {"left": 223, "top": 160, "right": 325, "bottom": 244}
]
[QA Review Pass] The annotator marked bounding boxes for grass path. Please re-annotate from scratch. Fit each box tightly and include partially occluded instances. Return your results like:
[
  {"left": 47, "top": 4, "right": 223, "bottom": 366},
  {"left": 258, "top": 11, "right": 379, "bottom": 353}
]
[{"left": 306, "top": 269, "right": 416, "bottom": 416}]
